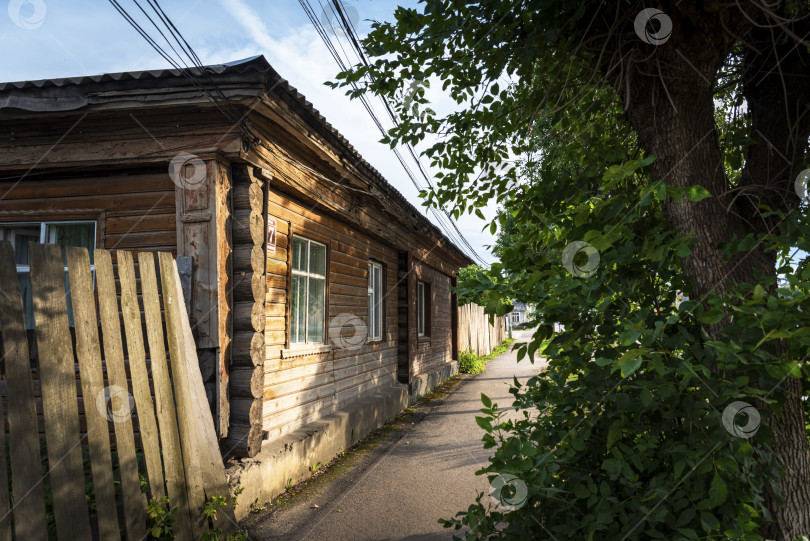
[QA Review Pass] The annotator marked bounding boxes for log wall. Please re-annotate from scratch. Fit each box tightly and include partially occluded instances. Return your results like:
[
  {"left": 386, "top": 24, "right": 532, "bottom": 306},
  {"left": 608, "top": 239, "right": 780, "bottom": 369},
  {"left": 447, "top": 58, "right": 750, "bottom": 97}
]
[{"left": 223, "top": 166, "right": 267, "bottom": 457}]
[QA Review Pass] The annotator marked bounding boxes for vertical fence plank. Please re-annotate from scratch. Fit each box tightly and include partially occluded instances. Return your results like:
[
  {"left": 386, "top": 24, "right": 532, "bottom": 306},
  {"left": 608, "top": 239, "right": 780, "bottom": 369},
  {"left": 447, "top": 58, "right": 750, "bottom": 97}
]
[
  {"left": 95, "top": 249, "right": 147, "bottom": 540},
  {"left": 29, "top": 244, "right": 92, "bottom": 540},
  {"left": 66, "top": 246, "right": 121, "bottom": 540},
  {"left": 138, "top": 252, "right": 193, "bottom": 541},
  {"left": 170, "top": 258, "right": 237, "bottom": 531},
  {"left": 117, "top": 251, "right": 166, "bottom": 501},
  {"left": 158, "top": 252, "right": 207, "bottom": 537},
  {"left": 0, "top": 370, "right": 9, "bottom": 541},
  {"left": 0, "top": 242, "right": 48, "bottom": 541}
]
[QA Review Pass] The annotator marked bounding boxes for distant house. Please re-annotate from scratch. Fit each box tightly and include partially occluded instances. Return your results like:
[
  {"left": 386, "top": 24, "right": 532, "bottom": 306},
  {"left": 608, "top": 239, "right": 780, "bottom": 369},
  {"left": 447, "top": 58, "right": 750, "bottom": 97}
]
[
  {"left": 509, "top": 301, "right": 528, "bottom": 325},
  {"left": 0, "top": 55, "right": 474, "bottom": 513}
]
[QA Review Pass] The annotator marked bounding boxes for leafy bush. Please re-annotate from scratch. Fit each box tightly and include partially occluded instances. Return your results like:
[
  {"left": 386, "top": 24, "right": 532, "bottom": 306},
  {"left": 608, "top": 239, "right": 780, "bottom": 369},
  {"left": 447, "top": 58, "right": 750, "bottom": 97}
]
[
  {"left": 459, "top": 350, "right": 486, "bottom": 374},
  {"left": 459, "top": 339, "right": 515, "bottom": 374}
]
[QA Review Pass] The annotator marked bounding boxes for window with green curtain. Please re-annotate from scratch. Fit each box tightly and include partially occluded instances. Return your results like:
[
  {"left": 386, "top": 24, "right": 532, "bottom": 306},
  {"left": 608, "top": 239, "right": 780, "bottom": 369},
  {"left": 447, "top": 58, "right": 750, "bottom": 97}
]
[{"left": 290, "top": 236, "right": 327, "bottom": 344}]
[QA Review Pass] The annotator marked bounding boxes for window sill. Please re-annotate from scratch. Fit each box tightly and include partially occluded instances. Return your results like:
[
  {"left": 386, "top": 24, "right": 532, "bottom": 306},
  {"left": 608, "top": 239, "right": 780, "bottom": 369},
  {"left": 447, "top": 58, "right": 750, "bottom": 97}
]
[
  {"left": 417, "top": 336, "right": 431, "bottom": 345},
  {"left": 281, "top": 344, "right": 333, "bottom": 359}
]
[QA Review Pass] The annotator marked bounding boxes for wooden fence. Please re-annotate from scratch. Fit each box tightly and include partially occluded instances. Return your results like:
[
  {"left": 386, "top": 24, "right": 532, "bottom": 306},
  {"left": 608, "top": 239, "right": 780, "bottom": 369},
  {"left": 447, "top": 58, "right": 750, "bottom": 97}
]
[
  {"left": 0, "top": 243, "right": 234, "bottom": 540},
  {"left": 458, "top": 302, "right": 507, "bottom": 356}
]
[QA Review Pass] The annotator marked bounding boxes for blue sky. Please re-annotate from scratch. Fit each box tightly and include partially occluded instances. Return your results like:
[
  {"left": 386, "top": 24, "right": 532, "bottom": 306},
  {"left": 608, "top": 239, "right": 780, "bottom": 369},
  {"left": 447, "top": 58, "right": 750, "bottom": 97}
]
[{"left": 0, "top": 0, "right": 499, "bottom": 264}]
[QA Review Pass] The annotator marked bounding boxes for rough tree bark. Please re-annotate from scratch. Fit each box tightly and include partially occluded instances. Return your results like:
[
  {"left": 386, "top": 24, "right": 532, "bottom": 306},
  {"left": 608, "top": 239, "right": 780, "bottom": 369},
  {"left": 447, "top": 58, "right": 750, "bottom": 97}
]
[{"left": 606, "top": 5, "right": 810, "bottom": 537}]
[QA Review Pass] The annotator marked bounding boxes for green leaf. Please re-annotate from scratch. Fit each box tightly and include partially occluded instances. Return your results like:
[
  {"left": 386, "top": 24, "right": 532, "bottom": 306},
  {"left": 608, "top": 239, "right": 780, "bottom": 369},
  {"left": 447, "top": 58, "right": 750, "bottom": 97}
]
[
  {"left": 618, "top": 330, "right": 642, "bottom": 346},
  {"left": 699, "top": 511, "right": 720, "bottom": 532},
  {"left": 698, "top": 308, "right": 724, "bottom": 324},
  {"left": 573, "top": 483, "right": 590, "bottom": 499},
  {"left": 619, "top": 356, "right": 642, "bottom": 377},
  {"left": 685, "top": 185, "right": 712, "bottom": 202},
  {"left": 481, "top": 393, "right": 492, "bottom": 408},
  {"left": 474, "top": 416, "right": 493, "bottom": 432},
  {"left": 707, "top": 473, "right": 727, "bottom": 508}
]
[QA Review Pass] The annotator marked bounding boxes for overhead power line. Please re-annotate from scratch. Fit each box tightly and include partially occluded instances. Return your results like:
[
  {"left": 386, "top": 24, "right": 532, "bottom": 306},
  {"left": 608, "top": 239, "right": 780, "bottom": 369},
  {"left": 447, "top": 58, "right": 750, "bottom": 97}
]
[
  {"left": 107, "top": 0, "right": 486, "bottom": 265},
  {"left": 299, "top": 0, "right": 489, "bottom": 266}
]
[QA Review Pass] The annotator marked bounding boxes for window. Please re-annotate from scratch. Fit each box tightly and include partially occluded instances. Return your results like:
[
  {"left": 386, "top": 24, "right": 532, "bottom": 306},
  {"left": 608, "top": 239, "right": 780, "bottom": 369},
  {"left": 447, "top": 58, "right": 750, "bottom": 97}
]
[
  {"left": 0, "top": 221, "right": 96, "bottom": 329},
  {"left": 290, "top": 236, "right": 326, "bottom": 344},
  {"left": 368, "top": 261, "right": 383, "bottom": 341},
  {"left": 417, "top": 281, "right": 430, "bottom": 337}
]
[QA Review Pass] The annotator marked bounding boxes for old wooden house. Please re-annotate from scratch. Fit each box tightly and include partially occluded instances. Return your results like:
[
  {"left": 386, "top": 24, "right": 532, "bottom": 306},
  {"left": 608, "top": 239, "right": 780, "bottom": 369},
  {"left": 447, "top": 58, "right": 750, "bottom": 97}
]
[{"left": 0, "top": 55, "right": 473, "bottom": 509}]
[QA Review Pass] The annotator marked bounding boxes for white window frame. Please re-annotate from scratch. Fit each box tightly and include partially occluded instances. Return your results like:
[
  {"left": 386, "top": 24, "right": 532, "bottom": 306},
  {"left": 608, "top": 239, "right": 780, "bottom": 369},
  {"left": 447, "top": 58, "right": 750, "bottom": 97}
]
[
  {"left": 0, "top": 220, "right": 97, "bottom": 328},
  {"left": 368, "top": 261, "right": 383, "bottom": 341},
  {"left": 417, "top": 281, "right": 426, "bottom": 337},
  {"left": 290, "top": 236, "right": 327, "bottom": 345}
]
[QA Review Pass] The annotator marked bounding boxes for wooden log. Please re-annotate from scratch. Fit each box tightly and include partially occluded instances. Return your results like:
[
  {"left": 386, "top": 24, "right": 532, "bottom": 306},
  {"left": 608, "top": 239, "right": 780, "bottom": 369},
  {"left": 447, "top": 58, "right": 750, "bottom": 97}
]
[
  {"left": 234, "top": 301, "right": 266, "bottom": 333},
  {"left": 0, "top": 243, "right": 48, "bottom": 541},
  {"left": 249, "top": 182, "right": 263, "bottom": 213},
  {"left": 30, "top": 244, "right": 93, "bottom": 540},
  {"left": 230, "top": 367, "right": 263, "bottom": 398},
  {"left": 221, "top": 422, "right": 263, "bottom": 458},
  {"left": 138, "top": 252, "right": 193, "bottom": 540},
  {"left": 232, "top": 271, "right": 265, "bottom": 302},
  {"left": 95, "top": 249, "right": 147, "bottom": 540},
  {"left": 233, "top": 180, "right": 262, "bottom": 211},
  {"left": 232, "top": 209, "right": 265, "bottom": 246},
  {"left": 233, "top": 244, "right": 264, "bottom": 274},
  {"left": 118, "top": 251, "right": 166, "bottom": 500},
  {"left": 66, "top": 247, "right": 120, "bottom": 540},
  {"left": 230, "top": 398, "right": 263, "bottom": 424},
  {"left": 232, "top": 331, "right": 264, "bottom": 367}
]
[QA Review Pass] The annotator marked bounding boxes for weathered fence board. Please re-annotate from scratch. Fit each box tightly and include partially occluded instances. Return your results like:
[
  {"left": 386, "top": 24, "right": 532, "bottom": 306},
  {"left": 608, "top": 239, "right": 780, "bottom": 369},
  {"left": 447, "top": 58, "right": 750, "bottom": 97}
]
[
  {"left": 118, "top": 251, "right": 166, "bottom": 501},
  {"left": 0, "top": 243, "right": 235, "bottom": 540},
  {"left": 170, "top": 257, "right": 237, "bottom": 529},
  {"left": 29, "top": 243, "right": 93, "bottom": 540},
  {"left": 138, "top": 250, "right": 194, "bottom": 540},
  {"left": 0, "top": 243, "right": 48, "bottom": 541},
  {"left": 458, "top": 303, "right": 507, "bottom": 356},
  {"left": 0, "top": 370, "right": 9, "bottom": 541},
  {"left": 95, "top": 249, "right": 148, "bottom": 540},
  {"left": 159, "top": 252, "right": 208, "bottom": 537},
  {"left": 66, "top": 246, "right": 121, "bottom": 540}
]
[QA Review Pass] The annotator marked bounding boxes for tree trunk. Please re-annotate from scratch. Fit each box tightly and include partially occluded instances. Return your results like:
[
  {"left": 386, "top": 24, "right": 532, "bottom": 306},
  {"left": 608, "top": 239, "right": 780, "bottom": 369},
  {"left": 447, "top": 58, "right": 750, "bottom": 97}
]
[{"left": 612, "top": 14, "right": 810, "bottom": 536}]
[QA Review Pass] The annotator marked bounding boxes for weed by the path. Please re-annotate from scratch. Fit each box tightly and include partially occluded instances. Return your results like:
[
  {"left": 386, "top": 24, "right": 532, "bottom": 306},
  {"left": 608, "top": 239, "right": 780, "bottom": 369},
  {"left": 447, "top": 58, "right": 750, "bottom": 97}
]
[{"left": 459, "top": 338, "right": 515, "bottom": 374}]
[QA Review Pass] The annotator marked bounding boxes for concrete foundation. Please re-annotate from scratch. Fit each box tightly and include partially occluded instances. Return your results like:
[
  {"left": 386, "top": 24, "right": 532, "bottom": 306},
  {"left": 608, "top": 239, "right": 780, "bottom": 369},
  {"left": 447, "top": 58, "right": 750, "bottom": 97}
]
[
  {"left": 226, "top": 383, "right": 408, "bottom": 520},
  {"left": 226, "top": 362, "right": 458, "bottom": 520},
  {"left": 407, "top": 360, "right": 459, "bottom": 404}
]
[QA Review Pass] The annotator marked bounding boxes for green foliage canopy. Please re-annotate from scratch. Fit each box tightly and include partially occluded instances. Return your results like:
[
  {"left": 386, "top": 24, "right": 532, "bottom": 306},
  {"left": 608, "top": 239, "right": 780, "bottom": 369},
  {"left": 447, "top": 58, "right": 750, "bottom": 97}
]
[{"left": 336, "top": 1, "right": 810, "bottom": 538}]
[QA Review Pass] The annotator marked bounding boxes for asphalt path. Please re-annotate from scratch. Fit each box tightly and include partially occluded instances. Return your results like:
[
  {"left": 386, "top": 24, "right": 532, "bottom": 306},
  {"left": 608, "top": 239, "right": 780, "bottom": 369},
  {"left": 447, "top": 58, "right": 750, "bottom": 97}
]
[{"left": 247, "top": 329, "right": 542, "bottom": 541}]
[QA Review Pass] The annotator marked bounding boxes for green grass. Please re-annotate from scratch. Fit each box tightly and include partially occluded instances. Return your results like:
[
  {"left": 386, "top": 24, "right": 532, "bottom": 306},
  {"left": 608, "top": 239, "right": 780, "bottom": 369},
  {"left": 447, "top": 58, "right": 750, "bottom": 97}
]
[{"left": 459, "top": 338, "right": 515, "bottom": 374}]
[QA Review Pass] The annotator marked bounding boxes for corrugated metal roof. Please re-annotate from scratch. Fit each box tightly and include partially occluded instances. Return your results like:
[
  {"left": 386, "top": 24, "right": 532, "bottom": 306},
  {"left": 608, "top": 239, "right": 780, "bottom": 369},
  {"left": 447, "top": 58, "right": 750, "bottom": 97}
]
[
  {"left": 0, "top": 55, "right": 264, "bottom": 91},
  {"left": 0, "top": 55, "right": 473, "bottom": 265}
]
